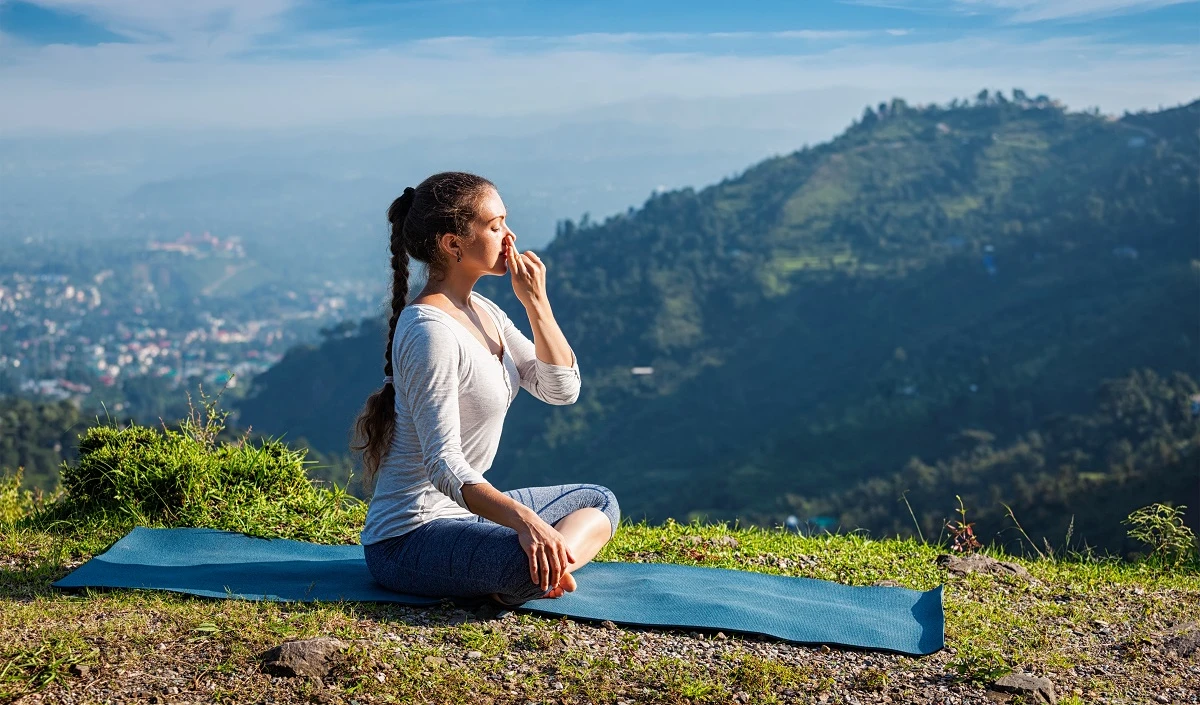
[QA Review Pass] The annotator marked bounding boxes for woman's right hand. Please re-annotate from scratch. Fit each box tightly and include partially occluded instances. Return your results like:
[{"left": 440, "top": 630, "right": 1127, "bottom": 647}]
[{"left": 516, "top": 516, "right": 576, "bottom": 593}]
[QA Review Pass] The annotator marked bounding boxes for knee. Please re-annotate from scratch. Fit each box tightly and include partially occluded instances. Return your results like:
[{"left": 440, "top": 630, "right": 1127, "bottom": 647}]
[{"left": 586, "top": 484, "right": 620, "bottom": 538}]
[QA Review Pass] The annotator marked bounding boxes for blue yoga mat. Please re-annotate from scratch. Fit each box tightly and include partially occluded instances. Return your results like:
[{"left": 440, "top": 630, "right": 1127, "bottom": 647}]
[{"left": 52, "top": 527, "right": 944, "bottom": 655}]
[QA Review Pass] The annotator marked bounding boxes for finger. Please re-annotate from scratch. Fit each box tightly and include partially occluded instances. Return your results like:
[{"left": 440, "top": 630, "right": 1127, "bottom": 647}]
[
  {"left": 539, "top": 547, "right": 551, "bottom": 590},
  {"left": 558, "top": 542, "right": 572, "bottom": 576},
  {"left": 526, "top": 251, "right": 544, "bottom": 267},
  {"left": 548, "top": 547, "right": 562, "bottom": 591},
  {"left": 509, "top": 245, "right": 521, "bottom": 277},
  {"left": 529, "top": 547, "right": 540, "bottom": 585}
]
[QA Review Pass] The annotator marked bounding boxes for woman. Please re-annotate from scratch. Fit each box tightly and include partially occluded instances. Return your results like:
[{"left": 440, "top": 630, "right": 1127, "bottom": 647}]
[{"left": 352, "top": 171, "right": 620, "bottom": 607}]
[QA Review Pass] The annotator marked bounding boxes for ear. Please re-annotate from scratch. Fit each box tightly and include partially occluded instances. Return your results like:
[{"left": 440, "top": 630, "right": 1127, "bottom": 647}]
[{"left": 439, "top": 232, "right": 461, "bottom": 258}]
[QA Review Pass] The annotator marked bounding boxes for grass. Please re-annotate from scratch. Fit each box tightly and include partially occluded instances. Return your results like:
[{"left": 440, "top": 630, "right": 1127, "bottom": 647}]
[{"left": 1, "top": 400, "right": 1197, "bottom": 703}]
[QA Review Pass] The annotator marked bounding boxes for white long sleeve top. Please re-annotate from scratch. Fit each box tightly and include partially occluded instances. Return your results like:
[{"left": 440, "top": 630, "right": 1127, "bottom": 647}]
[{"left": 359, "top": 291, "right": 581, "bottom": 546}]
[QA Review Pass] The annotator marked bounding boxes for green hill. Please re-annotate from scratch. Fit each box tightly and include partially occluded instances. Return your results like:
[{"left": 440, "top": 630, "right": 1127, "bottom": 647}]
[{"left": 235, "top": 94, "right": 1200, "bottom": 554}]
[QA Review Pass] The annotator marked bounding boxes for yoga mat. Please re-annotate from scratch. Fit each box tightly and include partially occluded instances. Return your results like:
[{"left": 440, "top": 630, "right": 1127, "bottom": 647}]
[{"left": 52, "top": 527, "right": 944, "bottom": 655}]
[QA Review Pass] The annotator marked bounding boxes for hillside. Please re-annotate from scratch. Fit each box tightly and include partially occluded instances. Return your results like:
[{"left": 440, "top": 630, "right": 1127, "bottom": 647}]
[
  {"left": 2, "top": 414, "right": 1198, "bottom": 704},
  {"left": 235, "top": 94, "right": 1200, "bottom": 554}
]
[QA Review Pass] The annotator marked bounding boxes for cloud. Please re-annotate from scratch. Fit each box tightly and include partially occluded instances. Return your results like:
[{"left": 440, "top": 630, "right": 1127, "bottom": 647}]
[
  {"left": 959, "top": 0, "right": 1197, "bottom": 21},
  {"left": 423, "top": 29, "right": 901, "bottom": 48},
  {"left": 0, "top": 6, "right": 1195, "bottom": 134},
  {"left": 848, "top": 0, "right": 1198, "bottom": 21},
  {"left": 14, "top": 0, "right": 295, "bottom": 55}
]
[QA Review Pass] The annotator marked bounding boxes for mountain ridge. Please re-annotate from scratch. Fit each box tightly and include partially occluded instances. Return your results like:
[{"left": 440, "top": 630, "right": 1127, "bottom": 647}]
[{"left": 236, "top": 93, "right": 1200, "bottom": 552}]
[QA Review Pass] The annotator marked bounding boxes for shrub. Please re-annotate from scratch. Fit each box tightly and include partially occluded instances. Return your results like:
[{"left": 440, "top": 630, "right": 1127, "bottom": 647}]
[
  {"left": 28, "top": 392, "right": 366, "bottom": 544},
  {"left": 0, "top": 467, "right": 61, "bottom": 525},
  {"left": 1123, "top": 503, "right": 1198, "bottom": 566}
]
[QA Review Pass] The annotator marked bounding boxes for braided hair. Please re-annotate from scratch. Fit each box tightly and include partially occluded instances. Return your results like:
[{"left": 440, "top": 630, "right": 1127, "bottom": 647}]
[{"left": 351, "top": 171, "right": 495, "bottom": 494}]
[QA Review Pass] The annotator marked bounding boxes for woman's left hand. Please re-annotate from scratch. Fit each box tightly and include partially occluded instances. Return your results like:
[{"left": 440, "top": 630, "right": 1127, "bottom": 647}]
[{"left": 506, "top": 233, "right": 547, "bottom": 309}]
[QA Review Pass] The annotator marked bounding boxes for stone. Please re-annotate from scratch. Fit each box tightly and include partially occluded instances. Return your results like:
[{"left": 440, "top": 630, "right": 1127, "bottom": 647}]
[
  {"left": 467, "top": 650, "right": 484, "bottom": 659},
  {"left": 1162, "top": 622, "right": 1200, "bottom": 657},
  {"left": 874, "top": 580, "right": 902, "bottom": 587},
  {"left": 68, "top": 664, "right": 90, "bottom": 677},
  {"left": 991, "top": 673, "right": 1057, "bottom": 704},
  {"left": 600, "top": 620, "right": 618, "bottom": 630},
  {"left": 424, "top": 655, "right": 448, "bottom": 668},
  {"left": 680, "top": 535, "right": 704, "bottom": 545},
  {"left": 937, "top": 553, "right": 1031, "bottom": 579},
  {"left": 715, "top": 536, "right": 739, "bottom": 548},
  {"left": 258, "top": 637, "right": 349, "bottom": 678}
]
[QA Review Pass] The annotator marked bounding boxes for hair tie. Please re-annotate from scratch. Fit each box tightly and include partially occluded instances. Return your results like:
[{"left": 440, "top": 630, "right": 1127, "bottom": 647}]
[{"left": 383, "top": 376, "right": 394, "bottom": 385}]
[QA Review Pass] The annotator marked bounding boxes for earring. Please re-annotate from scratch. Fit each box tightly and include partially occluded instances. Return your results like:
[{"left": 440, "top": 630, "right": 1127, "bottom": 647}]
[{"left": 456, "top": 251, "right": 462, "bottom": 262}]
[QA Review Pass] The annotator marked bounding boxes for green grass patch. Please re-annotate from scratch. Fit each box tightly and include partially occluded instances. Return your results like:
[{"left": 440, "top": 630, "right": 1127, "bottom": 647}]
[{"left": 1, "top": 402, "right": 1197, "bottom": 703}]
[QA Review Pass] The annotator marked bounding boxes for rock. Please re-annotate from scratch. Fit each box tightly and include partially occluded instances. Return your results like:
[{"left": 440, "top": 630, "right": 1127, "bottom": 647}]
[
  {"left": 715, "top": 536, "right": 739, "bottom": 549},
  {"left": 937, "top": 553, "right": 1030, "bottom": 579},
  {"left": 874, "top": 580, "right": 902, "bottom": 587},
  {"left": 680, "top": 535, "right": 704, "bottom": 545},
  {"left": 1162, "top": 622, "right": 1200, "bottom": 657},
  {"left": 991, "top": 673, "right": 1057, "bottom": 704},
  {"left": 259, "top": 637, "right": 349, "bottom": 678},
  {"left": 424, "top": 655, "right": 447, "bottom": 668},
  {"left": 466, "top": 650, "right": 484, "bottom": 659},
  {"left": 68, "top": 663, "right": 90, "bottom": 677},
  {"left": 600, "top": 620, "right": 618, "bottom": 630}
]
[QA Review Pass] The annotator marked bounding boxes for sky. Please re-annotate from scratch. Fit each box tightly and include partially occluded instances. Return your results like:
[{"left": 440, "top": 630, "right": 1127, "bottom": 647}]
[
  {"left": 1, "top": 0, "right": 1197, "bottom": 134},
  {"left": 0, "top": 0, "right": 1197, "bottom": 257}
]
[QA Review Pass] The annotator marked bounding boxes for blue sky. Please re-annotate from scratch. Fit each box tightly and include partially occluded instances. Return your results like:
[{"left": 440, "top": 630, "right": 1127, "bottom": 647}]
[
  {"left": 4, "top": 0, "right": 1199, "bottom": 46},
  {"left": 0, "top": 0, "right": 1196, "bottom": 133}
]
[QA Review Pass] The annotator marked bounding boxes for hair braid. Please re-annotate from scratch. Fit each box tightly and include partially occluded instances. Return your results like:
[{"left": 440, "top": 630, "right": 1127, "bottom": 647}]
[{"left": 351, "top": 176, "right": 493, "bottom": 496}]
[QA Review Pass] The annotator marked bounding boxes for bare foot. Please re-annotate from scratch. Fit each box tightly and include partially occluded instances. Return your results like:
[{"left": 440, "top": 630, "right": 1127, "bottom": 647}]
[{"left": 491, "top": 573, "right": 577, "bottom": 605}]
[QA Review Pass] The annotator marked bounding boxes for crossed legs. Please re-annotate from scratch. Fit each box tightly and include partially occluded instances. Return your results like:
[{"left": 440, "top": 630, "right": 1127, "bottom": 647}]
[
  {"left": 363, "top": 484, "right": 620, "bottom": 607},
  {"left": 497, "top": 507, "right": 613, "bottom": 600}
]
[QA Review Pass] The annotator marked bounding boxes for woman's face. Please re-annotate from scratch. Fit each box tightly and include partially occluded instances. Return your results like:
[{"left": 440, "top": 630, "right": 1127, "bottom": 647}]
[{"left": 472, "top": 188, "right": 516, "bottom": 274}]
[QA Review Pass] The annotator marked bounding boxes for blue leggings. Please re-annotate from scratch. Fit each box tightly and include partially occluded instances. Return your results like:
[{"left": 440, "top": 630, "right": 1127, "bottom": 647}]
[{"left": 363, "top": 483, "right": 620, "bottom": 605}]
